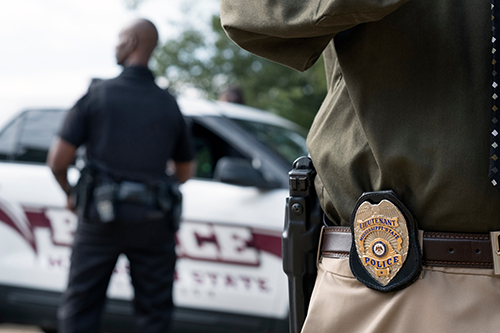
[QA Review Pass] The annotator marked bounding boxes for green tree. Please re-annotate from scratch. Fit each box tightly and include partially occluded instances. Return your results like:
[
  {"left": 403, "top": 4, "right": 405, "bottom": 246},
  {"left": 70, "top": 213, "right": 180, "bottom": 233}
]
[
  {"left": 152, "top": 16, "right": 326, "bottom": 130},
  {"left": 122, "top": 0, "right": 143, "bottom": 10}
]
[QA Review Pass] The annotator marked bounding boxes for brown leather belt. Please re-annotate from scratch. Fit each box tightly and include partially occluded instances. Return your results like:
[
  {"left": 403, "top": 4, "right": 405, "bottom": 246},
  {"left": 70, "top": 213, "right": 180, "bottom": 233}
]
[{"left": 321, "top": 226, "right": 496, "bottom": 269}]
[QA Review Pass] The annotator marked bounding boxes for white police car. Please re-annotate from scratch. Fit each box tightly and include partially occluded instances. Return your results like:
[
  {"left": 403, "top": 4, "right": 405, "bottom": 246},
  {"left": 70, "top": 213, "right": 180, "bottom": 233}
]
[{"left": 0, "top": 98, "right": 308, "bottom": 332}]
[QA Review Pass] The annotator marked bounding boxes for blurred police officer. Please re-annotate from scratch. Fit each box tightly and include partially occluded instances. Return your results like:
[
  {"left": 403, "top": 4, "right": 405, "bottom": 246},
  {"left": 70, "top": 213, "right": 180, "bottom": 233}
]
[
  {"left": 47, "top": 18, "right": 195, "bottom": 333},
  {"left": 218, "top": 86, "right": 245, "bottom": 105}
]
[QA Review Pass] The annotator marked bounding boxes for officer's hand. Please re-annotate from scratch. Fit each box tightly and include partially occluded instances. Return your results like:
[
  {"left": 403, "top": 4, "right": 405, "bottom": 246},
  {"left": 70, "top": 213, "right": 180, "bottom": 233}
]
[{"left": 66, "top": 196, "right": 76, "bottom": 214}]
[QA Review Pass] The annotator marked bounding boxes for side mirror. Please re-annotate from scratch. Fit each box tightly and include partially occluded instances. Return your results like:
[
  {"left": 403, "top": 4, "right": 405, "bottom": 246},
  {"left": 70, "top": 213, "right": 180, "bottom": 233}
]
[{"left": 213, "top": 157, "right": 280, "bottom": 189}]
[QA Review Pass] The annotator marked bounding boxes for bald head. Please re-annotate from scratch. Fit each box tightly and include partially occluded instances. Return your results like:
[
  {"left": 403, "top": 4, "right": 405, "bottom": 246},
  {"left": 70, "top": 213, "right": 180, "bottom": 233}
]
[{"left": 115, "top": 18, "right": 159, "bottom": 67}]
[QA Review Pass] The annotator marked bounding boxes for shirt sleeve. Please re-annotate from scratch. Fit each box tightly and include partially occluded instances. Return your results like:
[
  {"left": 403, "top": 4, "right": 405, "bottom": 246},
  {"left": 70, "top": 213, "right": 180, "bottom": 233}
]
[
  {"left": 171, "top": 114, "right": 195, "bottom": 162},
  {"left": 220, "top": 0, "right": 409, "bottom": 71},
  {"left": 58, "top": 92, "right": 91, "bottom": 147}
]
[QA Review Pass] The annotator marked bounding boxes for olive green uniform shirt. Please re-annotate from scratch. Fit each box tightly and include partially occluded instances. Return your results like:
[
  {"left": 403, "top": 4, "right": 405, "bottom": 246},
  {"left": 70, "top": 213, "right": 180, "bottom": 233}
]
[{"left": 221, "top": 0, "right": 500, "bottom": 232}]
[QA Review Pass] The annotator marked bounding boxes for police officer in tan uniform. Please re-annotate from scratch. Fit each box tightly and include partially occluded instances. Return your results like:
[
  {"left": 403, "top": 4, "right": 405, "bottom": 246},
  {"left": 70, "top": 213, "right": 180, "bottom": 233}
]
[{"left": 221, "top": 1, "right": 500, "bottom": 332}]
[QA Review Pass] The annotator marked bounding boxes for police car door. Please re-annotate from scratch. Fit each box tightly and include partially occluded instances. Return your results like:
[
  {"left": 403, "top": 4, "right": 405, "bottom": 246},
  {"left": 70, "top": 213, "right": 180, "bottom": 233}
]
[{"left": 174, "top": 116, "right": 289, "bottom": 327}]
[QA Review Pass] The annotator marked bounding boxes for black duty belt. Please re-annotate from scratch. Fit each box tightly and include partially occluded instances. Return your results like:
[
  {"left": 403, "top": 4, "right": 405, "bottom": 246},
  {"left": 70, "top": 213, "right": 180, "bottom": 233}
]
[
  {"left": 116, "top": 181, "right": 157, "bottom": 206},
  {"left": 321, "top": 226, "right": 500, "bottom": 271}
]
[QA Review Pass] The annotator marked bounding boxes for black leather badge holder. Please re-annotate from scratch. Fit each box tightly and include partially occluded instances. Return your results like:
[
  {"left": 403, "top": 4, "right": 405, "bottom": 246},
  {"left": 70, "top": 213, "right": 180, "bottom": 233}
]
[{"left": 349, "top": 190, "right": 422, "bottom": 292}]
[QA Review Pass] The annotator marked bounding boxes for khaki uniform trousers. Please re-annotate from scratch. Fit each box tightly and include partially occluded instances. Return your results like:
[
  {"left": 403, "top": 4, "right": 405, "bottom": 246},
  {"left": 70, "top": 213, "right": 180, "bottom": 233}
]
[{"left": 302, "top": 256, "right": 500, "bottom": 333}]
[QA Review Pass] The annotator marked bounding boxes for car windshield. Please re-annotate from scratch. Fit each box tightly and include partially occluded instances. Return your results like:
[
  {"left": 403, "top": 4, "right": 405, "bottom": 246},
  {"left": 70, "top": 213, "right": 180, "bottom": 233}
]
[
  {"left": 231, "top": 119, "right": 308, "bottom": 165},
  {"left": 0, "top": 109, "right": 67, "bottom": 163}
]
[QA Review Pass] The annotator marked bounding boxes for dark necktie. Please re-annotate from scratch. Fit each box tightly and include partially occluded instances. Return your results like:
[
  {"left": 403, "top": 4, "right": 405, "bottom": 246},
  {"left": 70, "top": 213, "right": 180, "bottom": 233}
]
[{"left": 490, "top": 2, "right": 500, "bottom": 190}]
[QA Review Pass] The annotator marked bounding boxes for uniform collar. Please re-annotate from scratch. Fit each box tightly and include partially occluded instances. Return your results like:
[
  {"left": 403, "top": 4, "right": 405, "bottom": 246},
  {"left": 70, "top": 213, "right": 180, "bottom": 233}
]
[{"left": 120, "top": 65, "right": 155, "bottom": 81}]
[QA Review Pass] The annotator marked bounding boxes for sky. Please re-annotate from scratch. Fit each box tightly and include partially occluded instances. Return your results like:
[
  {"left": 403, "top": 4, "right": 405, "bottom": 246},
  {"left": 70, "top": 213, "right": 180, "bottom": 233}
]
[{"left": 0, "top": 0, "right": 219, "bottom": 127}]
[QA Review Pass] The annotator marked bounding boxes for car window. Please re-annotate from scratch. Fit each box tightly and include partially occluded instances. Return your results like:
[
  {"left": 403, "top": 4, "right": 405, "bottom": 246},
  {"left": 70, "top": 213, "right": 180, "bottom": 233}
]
[
  {"left": 231, "top": 119, "right": 308, "bottom": 165},
  {"left": 0, "top": 109, "right": 67, "bottom": 163},
  {"left": 192, "top": 121, "right": 246, "bottom": 179},
  {"left": 0, "top": 115, "right": 23, "bottom": 160}
]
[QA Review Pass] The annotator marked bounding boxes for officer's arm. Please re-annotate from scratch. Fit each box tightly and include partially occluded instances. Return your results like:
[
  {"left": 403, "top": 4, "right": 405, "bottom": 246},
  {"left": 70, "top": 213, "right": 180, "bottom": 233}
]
[
  {"left": 174, "top": 161, "right": 195, "bottom": 184},
  {"left": 220, "top": 0, "right": 409, "bottom": 71},
  {"left": 47, "top": 137, "right": 77, "bottom": 196}
]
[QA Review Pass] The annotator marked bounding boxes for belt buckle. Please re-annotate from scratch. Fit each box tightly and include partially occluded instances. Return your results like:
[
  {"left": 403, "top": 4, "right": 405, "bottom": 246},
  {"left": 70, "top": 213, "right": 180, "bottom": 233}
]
[{"left": 490, "top": 231, "right": 500, "bottom": 275}]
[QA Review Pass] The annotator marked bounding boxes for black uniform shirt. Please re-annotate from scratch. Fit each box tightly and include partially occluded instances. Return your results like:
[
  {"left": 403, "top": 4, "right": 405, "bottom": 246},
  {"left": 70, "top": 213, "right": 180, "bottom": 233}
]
[{"left": 60, "top": 66, "right": 194, "bottom": 181}]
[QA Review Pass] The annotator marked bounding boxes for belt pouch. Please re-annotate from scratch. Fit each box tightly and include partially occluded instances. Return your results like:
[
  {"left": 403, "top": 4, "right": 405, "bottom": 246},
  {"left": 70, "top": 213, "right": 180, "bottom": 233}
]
[{"left": 93, "top": 183, "right": 117, "bottom": 223}]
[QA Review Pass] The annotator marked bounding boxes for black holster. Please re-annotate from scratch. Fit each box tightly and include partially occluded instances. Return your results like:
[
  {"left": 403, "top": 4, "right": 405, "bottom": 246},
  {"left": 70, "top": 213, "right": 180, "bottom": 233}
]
[
  {"left": 283, "top": 157, "right": 323, "bottom": 333},
  {"left": 69, "top": 164, "right": 96, "bottom": 221},
  {"left": 157, "top": 180, "right": 182, "bottom": 231}
]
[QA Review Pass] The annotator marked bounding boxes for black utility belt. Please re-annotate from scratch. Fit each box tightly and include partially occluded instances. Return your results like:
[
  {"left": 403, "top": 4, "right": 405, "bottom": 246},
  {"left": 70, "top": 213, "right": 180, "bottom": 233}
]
[
  {"left": 94, "top": 180, "right": 167, "bottom": 205},
  {"left": 93, "top": 181, "right": 156, "bottom": 223},
  {"left": 117, "top": 181, "right": 157, "bottom": 206},
  {"left": 94, "top": 182, "right": 157, "bottom": 205},
  {"left": 324, "top": 190, "right": 500, "bottom": 293},
  {"left": 92, "top": 180, "right": 181, "bottom": 224}
]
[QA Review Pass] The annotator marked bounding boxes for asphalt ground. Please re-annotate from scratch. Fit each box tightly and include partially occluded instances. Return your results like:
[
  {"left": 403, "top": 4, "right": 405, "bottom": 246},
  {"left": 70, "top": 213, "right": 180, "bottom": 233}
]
[{"left": 0, "top": 325, "right": 42, "bottom": 332}]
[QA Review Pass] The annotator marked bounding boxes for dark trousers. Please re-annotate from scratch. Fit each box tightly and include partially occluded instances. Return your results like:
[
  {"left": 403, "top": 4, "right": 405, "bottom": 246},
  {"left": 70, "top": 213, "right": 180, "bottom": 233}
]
[{"left": 58, "top": 217, "right": 176, "bottom": 333}]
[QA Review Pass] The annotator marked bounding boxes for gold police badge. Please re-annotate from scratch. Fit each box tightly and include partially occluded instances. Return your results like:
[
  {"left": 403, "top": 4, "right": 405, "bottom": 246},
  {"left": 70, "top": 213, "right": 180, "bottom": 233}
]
[{"left": 352, "top": 199, "right": 409, "bottom": 286}]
